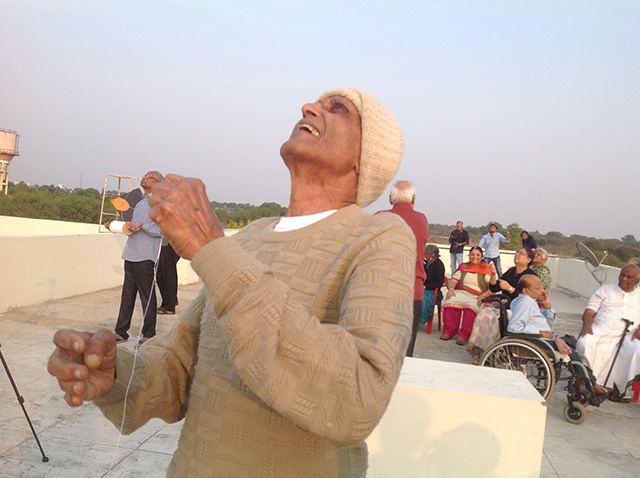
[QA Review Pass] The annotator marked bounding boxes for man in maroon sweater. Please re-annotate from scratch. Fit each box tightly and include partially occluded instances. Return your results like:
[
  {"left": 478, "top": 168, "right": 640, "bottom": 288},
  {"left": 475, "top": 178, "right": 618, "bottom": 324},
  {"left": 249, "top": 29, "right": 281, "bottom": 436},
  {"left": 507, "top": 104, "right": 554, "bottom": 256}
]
[{"left": 378, "top": 180, "right": 429, "bottom": 356}]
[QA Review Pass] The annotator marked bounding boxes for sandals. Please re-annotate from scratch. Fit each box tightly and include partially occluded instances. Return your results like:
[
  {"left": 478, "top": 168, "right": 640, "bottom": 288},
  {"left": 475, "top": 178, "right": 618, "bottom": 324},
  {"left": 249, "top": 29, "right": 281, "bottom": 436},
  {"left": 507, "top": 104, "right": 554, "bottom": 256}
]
[
  {"left": 440, "top": 334, "right": 468, "bottom": 346},
  {"left": 157, "top": 307, "right": 175, "bottom": 315},
  {"left": 135, "top": 337, "right": 151, "bottom": 349},
  {"left": 114, "top": 334, "right": 127, "bottom": 344}
]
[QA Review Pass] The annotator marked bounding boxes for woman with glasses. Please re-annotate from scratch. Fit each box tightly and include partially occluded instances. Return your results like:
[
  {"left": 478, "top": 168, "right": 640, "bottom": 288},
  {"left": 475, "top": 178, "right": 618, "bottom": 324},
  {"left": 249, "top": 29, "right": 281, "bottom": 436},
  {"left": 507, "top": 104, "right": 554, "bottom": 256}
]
[{"left": 489, "top": 248, "right": 537, "bottom": 301}]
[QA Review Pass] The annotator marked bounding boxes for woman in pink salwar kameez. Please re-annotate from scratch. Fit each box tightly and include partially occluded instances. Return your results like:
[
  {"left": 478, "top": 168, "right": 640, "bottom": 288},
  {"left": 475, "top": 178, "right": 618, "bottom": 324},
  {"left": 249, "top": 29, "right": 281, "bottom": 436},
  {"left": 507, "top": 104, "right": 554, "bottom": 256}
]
[{"left": 441, "top": 246, "right": 498, "bottom": 346}]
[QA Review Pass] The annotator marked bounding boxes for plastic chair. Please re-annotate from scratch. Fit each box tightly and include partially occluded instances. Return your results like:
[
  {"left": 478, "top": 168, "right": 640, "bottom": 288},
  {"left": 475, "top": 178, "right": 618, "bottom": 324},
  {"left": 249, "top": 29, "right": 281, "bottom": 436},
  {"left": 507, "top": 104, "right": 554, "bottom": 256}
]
[{"left": 426, "top": 288, "right": 443, "bottom": 334}]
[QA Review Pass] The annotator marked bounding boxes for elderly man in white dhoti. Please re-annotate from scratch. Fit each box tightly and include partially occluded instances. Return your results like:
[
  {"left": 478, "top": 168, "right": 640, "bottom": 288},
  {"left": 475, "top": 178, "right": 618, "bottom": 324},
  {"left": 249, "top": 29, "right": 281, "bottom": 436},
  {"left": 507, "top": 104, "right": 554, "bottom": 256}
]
[{"left": 576, "top": 264, "right": 640, "bottom": 401}]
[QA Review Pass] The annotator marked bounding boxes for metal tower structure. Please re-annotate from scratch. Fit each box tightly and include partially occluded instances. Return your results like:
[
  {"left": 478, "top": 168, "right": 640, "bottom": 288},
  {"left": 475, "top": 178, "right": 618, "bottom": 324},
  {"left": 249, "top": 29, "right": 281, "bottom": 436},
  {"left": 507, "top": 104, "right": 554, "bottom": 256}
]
[{"left": 0, "top": 129, "right": 20, "bottom": 195}]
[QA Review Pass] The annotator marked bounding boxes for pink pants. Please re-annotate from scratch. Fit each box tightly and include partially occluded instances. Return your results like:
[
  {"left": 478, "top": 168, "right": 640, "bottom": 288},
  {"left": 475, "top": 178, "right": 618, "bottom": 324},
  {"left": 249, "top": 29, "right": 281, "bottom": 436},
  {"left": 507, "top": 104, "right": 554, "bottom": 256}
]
[{"left": 442, "top": 306, "right": 478, "bottom": 340}]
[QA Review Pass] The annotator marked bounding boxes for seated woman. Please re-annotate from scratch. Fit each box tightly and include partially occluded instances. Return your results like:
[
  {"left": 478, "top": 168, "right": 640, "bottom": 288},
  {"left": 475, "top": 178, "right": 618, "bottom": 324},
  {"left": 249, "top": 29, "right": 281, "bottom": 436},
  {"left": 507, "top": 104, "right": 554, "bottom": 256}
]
[
  {"left": 441, "top": 246, "right": 497, "bottom": 345},
  {"left": 490, "top": 247, "right": 537, "bottom": 301},
  {"left": 468, "top": 248, "right": 537, "bottom": 360},
  {"left": 420, "top": 244, "right": 445, "bottom": 326},
  {"left": 531, "top": 248, "right": 551, "bottom": 291},
  {"left": 521, "top": 230, "right": 537, "bottom": 250}
]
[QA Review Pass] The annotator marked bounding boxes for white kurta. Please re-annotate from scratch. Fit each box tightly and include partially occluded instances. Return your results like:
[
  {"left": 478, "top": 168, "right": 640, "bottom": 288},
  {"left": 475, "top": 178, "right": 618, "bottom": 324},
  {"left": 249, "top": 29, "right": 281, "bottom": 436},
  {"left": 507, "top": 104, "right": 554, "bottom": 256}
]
[{"left": 576, "top": 284, "right": 640, "bottom": 396}]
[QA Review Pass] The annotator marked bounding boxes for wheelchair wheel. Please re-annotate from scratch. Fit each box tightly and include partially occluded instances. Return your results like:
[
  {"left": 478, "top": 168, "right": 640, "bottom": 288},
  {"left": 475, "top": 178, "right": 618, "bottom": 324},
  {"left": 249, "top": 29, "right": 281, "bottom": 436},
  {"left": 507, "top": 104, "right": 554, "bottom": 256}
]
[
  {"left": 563, "top": 402, "right": 587, "bottom": 425},
  {"left": 480, "top": 338, "right": 556, "bottom": 400}
]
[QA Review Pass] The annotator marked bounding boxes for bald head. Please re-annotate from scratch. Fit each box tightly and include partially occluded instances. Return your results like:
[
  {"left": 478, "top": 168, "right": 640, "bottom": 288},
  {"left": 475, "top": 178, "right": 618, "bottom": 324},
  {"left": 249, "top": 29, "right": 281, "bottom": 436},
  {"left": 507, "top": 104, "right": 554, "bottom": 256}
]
[
  {"left": 618, "top": 264, "right": 640, "bottom": 293},
  {"left": 389, "top": 180, "right": 415, "bottom": 205},
  {"left": 518, "top": 275, "right": 545, "bottom": 300}
]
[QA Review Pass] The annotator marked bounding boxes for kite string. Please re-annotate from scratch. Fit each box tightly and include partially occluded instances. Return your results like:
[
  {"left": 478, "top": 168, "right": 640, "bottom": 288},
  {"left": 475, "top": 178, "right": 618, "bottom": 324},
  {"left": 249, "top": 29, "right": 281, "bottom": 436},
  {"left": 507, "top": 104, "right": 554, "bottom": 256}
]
[
  {"left": 78, "top": 14, "right": 164, "bottom": 473},
  {"left": 107, "top": 233, "right": 163, "bottom": 472}
]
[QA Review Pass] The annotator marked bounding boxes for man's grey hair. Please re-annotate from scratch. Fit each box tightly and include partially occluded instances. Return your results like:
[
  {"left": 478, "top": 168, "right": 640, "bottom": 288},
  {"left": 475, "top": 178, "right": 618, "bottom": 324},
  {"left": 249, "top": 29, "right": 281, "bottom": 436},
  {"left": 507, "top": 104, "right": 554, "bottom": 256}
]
[
  {"left": 536, "top": 248, "right": 548, "bottom": 261},
  {"left": 390, "top": 180, "right": 415, "bottom": 204},
  {"left": 149, "top": 171, "right": 164, "bottom": 182},
  {"left": 424, "top": 244, "right": 440, "bottom": 259}
]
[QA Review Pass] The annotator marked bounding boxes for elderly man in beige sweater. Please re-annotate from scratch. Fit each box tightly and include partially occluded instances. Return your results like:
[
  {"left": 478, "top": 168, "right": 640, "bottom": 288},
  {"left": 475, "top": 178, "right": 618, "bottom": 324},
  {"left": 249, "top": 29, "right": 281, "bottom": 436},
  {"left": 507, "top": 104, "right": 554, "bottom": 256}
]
[{"left": 48, "top": 88, "right": 415, "bottom": 477}]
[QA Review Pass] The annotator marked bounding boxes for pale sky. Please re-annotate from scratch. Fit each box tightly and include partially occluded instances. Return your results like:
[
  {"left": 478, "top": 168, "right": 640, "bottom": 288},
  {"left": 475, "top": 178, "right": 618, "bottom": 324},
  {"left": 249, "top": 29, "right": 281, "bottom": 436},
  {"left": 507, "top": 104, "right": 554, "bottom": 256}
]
[{"left": 1, "top": 0, "right": 638, "bottom": 239}]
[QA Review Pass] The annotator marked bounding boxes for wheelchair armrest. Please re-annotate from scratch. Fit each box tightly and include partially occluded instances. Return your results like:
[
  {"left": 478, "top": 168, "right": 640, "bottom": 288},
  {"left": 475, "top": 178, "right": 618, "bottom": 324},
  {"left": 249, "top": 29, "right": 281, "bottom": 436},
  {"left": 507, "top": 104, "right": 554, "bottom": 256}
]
[
  {"left": 481, "top": 293, "right": 511, "bottom": 305},
  {"left": 503, "top": 332, "right": 542, "bottom": 339}
]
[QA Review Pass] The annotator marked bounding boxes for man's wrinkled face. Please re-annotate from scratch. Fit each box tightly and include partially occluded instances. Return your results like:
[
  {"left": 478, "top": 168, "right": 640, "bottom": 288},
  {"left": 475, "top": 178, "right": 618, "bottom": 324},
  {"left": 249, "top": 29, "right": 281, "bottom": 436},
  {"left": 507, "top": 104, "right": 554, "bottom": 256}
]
[
  {"left": 618, "top": 265, "right": 640, "bottom": 292},
  {"left": 456, "top": 221, "right": 463, "bottom": 230},
  {"left": 281, "top": 95, "right": 361, "bottom": 177}
]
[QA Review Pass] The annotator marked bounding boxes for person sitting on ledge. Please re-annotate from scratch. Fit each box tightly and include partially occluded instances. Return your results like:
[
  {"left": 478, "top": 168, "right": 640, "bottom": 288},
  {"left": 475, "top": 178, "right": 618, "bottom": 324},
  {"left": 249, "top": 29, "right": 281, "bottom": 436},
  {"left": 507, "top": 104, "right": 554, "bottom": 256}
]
[{"left": 520, "top": 230, "right": 537, "bottom": 251}]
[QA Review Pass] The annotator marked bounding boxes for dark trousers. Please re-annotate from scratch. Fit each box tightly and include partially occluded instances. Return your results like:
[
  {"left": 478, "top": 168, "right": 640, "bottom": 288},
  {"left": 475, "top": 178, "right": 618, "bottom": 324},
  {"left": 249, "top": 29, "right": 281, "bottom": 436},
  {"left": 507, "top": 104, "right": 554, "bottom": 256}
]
[
  {"left": 551, "top": 336, "right": 599, "bottom": 387},
  {"left": 156, "top": 244, "right": 180, "bottom": 311},
  {"left": 405, "top": 300, "right": 422, "bottom": 357},
  {"left": 114, "top": 260, "right": 157, "bottom": 340}
]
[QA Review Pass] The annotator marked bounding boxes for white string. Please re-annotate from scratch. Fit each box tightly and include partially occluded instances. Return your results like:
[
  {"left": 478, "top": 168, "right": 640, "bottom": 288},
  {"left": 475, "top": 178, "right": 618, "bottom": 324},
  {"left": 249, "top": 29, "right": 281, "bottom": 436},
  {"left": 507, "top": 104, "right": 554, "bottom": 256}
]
[
  {"left": 76, "top": 15, "right": 164, "bottom": 473},
  {"left": 108, "top": 241, "right": 163, "bottom": 471}
]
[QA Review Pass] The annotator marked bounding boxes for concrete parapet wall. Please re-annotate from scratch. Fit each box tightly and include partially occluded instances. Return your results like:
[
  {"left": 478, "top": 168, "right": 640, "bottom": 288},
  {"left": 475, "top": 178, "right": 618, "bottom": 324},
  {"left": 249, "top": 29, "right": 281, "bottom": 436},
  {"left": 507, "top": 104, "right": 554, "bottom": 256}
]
[
  {"left": 0, "top": 215, "right": 620, "bottom": 313},
  {"left": 367, "top": 358, "right": 546, "bottom": 477},
  {"left": 0, "top": 216, "right": 203, "bottom": 313},
  {"left": 0, "top": 215, "right": 100, "bottom": 235},
  {"left": 546, "top": 256, "right": 618, "bottom": 299},
  {"left": 1, "top": 233, "right": 128, "bottom": 313}
]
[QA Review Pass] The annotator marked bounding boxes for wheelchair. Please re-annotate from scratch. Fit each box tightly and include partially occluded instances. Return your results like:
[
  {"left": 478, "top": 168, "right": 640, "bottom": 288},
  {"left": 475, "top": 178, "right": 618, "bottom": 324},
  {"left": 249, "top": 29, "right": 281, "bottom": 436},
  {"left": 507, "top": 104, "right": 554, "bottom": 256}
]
[{"left": 478, "top": 294, "right": 604, "bottom": 425}]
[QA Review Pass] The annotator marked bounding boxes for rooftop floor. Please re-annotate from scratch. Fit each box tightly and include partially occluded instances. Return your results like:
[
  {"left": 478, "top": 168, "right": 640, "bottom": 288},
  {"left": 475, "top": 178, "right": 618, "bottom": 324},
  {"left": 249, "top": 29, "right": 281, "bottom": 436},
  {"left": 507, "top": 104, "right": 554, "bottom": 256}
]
[{"left": 0, "top": 284, "right": 638, "bottom": 477}]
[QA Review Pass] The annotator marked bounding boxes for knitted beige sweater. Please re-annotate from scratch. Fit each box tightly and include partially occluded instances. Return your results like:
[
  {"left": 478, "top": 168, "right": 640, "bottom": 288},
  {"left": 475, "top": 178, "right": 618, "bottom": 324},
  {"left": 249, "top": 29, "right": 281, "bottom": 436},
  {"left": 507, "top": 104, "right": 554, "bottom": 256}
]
[{"left": 95, "top": 204, "right": 415, "bottom": 477}]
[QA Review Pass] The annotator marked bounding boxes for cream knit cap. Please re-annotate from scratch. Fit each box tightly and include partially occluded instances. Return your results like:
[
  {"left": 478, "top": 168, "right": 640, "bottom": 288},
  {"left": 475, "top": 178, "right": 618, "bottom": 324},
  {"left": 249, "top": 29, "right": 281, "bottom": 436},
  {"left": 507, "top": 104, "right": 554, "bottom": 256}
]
[{"left": 317, "top": 88, "right": 404, "bottom": 208}]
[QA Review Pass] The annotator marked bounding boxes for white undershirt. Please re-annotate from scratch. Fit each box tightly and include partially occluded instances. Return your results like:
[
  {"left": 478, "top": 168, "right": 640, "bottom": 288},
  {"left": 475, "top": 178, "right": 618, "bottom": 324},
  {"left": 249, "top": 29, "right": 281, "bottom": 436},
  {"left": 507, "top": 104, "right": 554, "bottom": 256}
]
[{"left": 273, "top": 210, "right": 338, "bottom": 232}]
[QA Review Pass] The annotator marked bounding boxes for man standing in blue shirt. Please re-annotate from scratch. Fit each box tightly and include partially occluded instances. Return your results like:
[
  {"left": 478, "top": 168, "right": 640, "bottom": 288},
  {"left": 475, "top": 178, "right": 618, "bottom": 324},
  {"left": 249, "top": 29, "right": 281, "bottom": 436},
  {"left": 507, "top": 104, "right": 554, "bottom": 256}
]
[
  {"left": 110, "top": 171, "right": 164, "bottom": 348},
  {"left": 478, "top": 223, "right": 510, "bottom": 277}
]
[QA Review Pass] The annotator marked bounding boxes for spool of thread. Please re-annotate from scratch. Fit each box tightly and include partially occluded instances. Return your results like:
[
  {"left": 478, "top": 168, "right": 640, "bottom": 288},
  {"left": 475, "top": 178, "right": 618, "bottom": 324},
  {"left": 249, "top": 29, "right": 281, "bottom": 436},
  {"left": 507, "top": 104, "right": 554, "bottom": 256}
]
[{"left": 109, "top": 221, "right": 134, "bottom": 235}]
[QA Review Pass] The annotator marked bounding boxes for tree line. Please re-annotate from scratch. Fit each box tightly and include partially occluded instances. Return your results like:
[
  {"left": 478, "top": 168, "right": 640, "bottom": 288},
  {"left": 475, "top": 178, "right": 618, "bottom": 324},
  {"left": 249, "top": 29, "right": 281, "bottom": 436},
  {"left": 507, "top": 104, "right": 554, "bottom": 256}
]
[
  {"left": 0, "top": 183, "right": 286, "bottom": 229},
  {"left": 1, "top": 183, "right": 637, "bottom": 267},
  {"left": 429, "top": 222, "right": 639, "bottom": 268}
]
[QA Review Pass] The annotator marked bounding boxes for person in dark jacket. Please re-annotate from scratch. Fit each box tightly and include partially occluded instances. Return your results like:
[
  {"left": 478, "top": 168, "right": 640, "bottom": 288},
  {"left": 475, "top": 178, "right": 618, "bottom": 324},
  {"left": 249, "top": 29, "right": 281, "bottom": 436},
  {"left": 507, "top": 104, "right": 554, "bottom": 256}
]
[
  {"left": 420, "top": 244, "right": 445, "bottom": 325},
  {"left": 521, "top": 230, "right": 537, "bottom": 250}
]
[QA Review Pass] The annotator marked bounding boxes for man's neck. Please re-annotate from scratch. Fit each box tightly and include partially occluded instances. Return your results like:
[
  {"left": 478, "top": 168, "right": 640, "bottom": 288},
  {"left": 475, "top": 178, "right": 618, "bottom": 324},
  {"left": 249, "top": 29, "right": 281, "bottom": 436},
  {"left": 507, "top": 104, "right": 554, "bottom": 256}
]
[
  {"left": 390, "top": 201, "right": 414, "bottom": 211},
  {"left": 286, "top": 172, "right": 357, "bottom": 217}
]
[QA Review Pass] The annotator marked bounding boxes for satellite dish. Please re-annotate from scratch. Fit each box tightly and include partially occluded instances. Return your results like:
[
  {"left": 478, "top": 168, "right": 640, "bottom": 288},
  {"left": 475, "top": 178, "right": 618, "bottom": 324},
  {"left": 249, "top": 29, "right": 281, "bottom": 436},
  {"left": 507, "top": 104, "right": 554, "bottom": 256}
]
[{"left": 576, "top": 242, "right": 609, "bottom": 285}]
